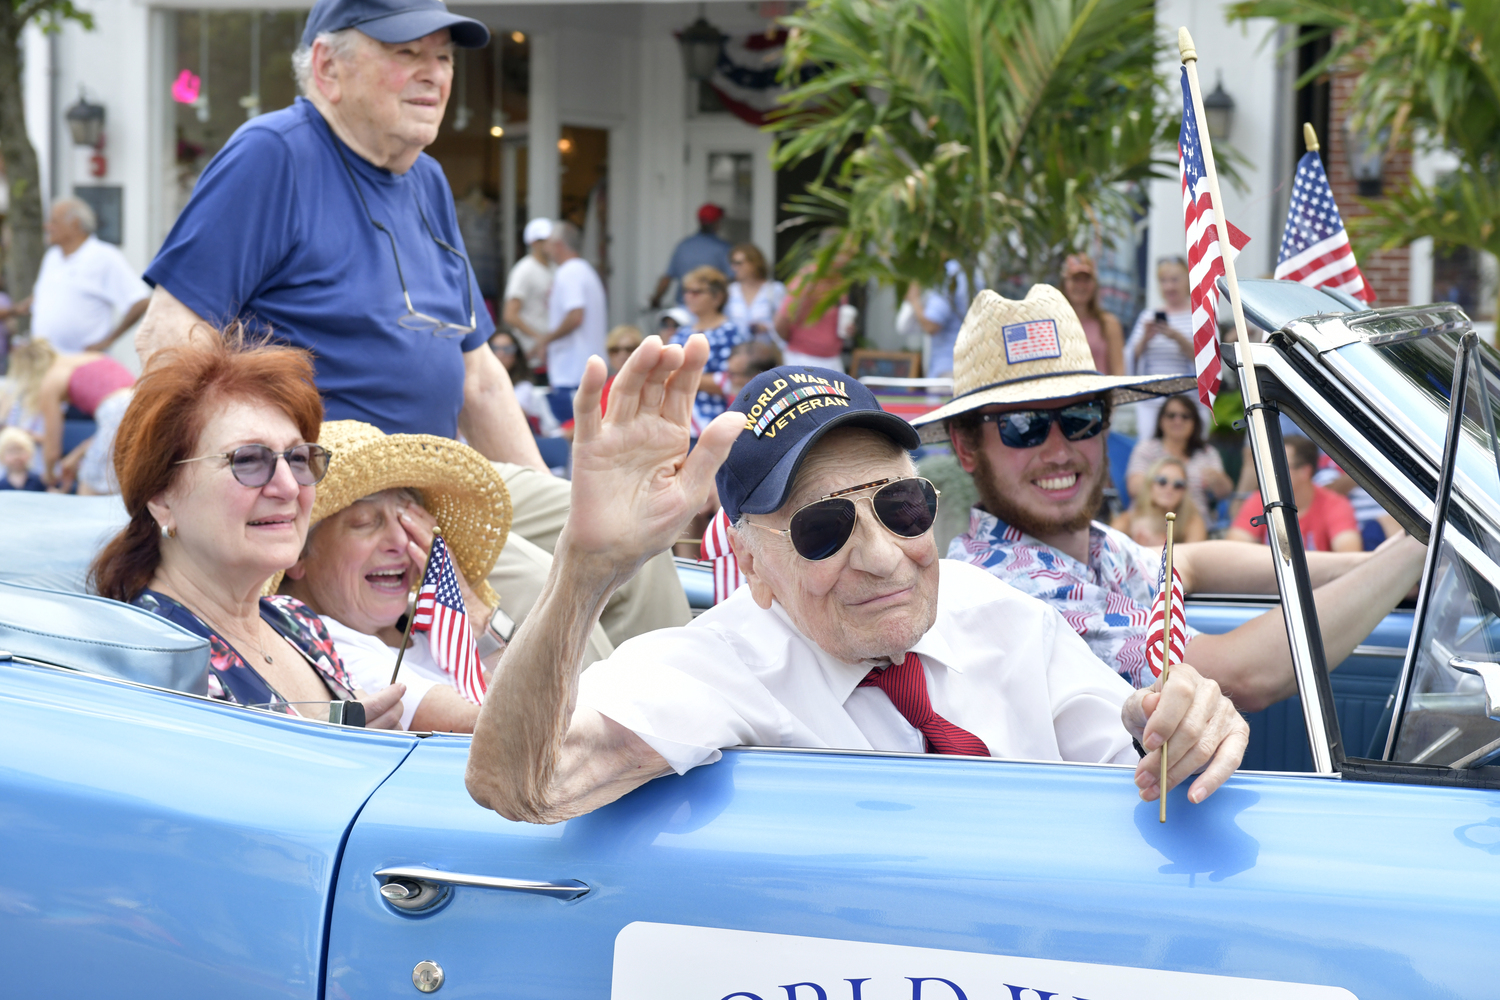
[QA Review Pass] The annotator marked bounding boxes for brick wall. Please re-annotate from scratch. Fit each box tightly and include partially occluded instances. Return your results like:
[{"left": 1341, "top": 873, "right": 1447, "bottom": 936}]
[{"left": 1326, "top": 68, "right": 1411, "bottom": 305}]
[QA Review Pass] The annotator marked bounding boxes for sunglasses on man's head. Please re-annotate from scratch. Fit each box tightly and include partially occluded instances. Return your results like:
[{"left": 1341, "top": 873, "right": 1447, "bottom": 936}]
[
  {"left": 175, "top": 443, "right": 331, "bottom": 489},
  {"left": 1154, "top": 475, "right": 1187, "bottom": 490},
  {"left": 745, "top": 477, "right": 940, "bottom": 561},
  {"left": 981, "top": 401, "right": 1106, "bottom": 449}
]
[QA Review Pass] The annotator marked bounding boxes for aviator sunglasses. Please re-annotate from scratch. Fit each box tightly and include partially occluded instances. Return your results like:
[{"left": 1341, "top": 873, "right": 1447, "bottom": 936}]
[
  {"left": 746, "top": 477, "right": 940, "bottom": 561},
  {"left": 175, "top": 444, "right": 332, "bottom": 489},
  {"left": 981, "top": 400, "right": 1106, "bottom": 449}
]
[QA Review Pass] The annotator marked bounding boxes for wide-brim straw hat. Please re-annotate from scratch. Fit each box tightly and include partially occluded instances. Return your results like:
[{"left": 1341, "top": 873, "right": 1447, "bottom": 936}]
[
  {"left": 266, "top": 420, "right": 512, "bottom": 605},
  {"left": 911, "top": 284, "right": 1196, "bottom": 443}
]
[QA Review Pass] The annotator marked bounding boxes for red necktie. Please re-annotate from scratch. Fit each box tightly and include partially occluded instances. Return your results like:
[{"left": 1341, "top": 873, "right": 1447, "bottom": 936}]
[{"left": 860, "top": 652, "right": 990, "bottom": 756}]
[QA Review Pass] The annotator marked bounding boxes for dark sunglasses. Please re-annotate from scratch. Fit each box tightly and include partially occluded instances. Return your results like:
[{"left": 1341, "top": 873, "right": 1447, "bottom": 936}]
[
  {"left": 1154, "top": 476, "right": 1188, "bottom": 490},
  {"left": 745, "top": 477, "right": 940, "bottom": 561},
  {"left": 176, "top": 444, "right": 332, "bottom": 488},
  {"left": 982, "top": 401, "right": 1106, "bottom": 449}
]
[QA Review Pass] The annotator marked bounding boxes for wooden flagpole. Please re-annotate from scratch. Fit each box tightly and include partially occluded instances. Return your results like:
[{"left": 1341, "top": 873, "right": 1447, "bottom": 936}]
[
  {"left": 1160, "top": 512, "right": 1176, "bottom": 823},
  {"left": 390, "top": 525, "right": 442, "bottom": 686}
]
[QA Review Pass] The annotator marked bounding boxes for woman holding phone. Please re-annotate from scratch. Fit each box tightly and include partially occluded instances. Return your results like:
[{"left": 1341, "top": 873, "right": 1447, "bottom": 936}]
[{"left": 1125, "top": 256, "right": 1204, "bottom": 435}]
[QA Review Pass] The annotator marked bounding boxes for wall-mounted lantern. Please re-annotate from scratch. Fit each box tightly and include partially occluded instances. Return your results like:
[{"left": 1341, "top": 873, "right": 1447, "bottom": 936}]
[
  {"left": 1201, "top": 75, "right": 1235, "bottom": 142},
  {"left": 677, "top": 7, "right": 725, "bottom": 82},
  {"left": 66, "top": 92, "right": 105, "bottom": 148}
]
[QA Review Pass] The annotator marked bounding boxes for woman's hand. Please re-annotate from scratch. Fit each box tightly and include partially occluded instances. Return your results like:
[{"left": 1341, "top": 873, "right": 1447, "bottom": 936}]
[{"left": 356, "top": 682, "right": 407, "bottom": 730}]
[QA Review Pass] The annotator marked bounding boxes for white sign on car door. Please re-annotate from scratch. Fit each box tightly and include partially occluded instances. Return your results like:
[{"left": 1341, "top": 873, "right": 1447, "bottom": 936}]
[{"left": 612, "top": 922, "right": 1358, "bottom": 1000}]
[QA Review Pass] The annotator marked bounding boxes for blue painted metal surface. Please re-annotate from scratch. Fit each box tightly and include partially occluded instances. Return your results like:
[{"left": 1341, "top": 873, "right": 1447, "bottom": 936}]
[
  {"left": 329, "top": 738, "right": 1500, "bottom": 999},
  {"left": 0, "top": 658, "right": 417, "bottom": 998}
]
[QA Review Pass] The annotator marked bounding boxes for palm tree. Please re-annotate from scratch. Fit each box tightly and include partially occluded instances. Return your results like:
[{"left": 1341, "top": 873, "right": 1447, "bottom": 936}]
[
  {"left": 1231, "top": 0, "right": 1500, "bottom": 324},
  {"left": 772, "top": 0, "right": 1172, "bottom": 305}
]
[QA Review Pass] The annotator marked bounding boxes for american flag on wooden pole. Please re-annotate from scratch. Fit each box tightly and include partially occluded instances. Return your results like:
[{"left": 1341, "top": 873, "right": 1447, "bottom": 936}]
[
  {"left": 412, "top": 531, "right": 487, "bottom": 705},
  {"left": 1146, "top": 544, "right": 1187, "bottom": 680},
  {"left": 1179, "top": 65, "right": 1251, "bottom": 410},
  {"left": 1274, "top": 124, "right": 1376, "bottom": 304}
]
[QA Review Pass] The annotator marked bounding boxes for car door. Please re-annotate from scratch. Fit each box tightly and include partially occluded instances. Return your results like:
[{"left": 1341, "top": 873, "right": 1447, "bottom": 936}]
[
  {"left": 0, "top": 656, "right": 418, "bottom": 999},
  {"left": 326, "top": 731, "right": 1500, "bottom": 999}
]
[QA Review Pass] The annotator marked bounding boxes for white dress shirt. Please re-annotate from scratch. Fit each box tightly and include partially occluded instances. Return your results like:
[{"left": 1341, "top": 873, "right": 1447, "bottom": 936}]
[
  {"left": 31, "top": 236, "right": 150, "bottom": 353},
  {"left": 321, "top": 615, "right": 444, "bottom": 731},
  {"left": 576, "top": 559, "right": 1138, "bottom": 774},
  {"left": 545, "top": 257, "right": 608, "bottom": 387}
]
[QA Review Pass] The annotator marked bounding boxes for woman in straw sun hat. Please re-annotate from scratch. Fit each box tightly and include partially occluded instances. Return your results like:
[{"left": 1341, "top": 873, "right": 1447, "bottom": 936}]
[
  {"left": 915, "top": 284, "right": 1426, "bottom": 716},
  {"left": 278, "top": 420, "right": 513, "bottom": 733}
]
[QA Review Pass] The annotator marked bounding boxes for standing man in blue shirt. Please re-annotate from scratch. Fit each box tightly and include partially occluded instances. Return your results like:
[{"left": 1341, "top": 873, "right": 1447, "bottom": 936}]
[
  {"left": 649, "top": 204, "right": 733, "bottom": 310},
  {"left": 134, "top": 0, "right": 692, "bottom": 643}
]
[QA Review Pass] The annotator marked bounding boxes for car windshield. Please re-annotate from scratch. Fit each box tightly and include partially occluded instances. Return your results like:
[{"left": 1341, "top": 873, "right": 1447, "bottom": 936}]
[{"left": 1335, "top": 329, "right": 1500, "bottom": 530}]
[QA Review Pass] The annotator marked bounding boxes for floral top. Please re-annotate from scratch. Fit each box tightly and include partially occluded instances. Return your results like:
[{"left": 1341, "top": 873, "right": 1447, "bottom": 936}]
[
  {"left": 947, "top": 506, "right": 1199, "bottom": 689},
  {"left": 133, "top": 590, "right": 357, "bottom": 712},
  {"left": 672, "top": 319, "right": 748, "bottom": 432}
]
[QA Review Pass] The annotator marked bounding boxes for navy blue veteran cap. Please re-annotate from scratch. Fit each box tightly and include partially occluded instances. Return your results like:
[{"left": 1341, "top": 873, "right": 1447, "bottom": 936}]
[
  {"left": 716, "top": 366, "right": 921, "bottom": 522},
  {"left": 303, "top": 0, "right": 490, "bottom": 48}
]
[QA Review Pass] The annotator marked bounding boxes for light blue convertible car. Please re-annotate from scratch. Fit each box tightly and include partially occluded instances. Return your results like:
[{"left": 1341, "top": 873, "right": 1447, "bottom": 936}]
[{"left": 4, "top": 283, "right": 1500, "bottom": 999}]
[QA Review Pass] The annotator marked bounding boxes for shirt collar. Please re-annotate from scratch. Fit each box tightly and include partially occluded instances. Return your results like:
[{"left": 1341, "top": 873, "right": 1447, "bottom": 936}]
[{"left": 969, "top": 505, "right": 1110, "bottom": 577}]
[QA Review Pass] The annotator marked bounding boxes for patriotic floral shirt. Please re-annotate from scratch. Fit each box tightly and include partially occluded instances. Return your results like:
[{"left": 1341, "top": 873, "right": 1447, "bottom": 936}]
[
  {"left": 947, "top": 507, "right": 1197, "bottom": 688},
  {"left": 134, "top": 590, "right": 357, "bottom": 712}
]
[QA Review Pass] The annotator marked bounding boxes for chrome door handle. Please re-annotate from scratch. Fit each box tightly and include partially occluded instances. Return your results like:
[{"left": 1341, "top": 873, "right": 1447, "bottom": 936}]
[
  {"left": 1451, "top": 656, "right": 1500, "bottom": 721},
  {"left": 375, "top": 866, "right": 591, "bottom": 909}
]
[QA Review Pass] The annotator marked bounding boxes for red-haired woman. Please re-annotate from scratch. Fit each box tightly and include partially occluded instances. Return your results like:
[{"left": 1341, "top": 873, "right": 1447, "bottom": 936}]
[{"left": 90, "top": 329, "right": 404, "bottom": 726}]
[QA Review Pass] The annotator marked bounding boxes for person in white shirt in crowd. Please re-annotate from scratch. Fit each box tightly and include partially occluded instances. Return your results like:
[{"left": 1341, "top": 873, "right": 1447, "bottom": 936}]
[
  {"left": 17, "top": 198, "right": 150, "bottom": 355},
  {"left": 489, "top": 330, "right": 559, "bottom": 438},
  {"left": 502, "top": 217, "right": 555, "bottom": 364},
  {"left": 1124, "top": 256, "right": 1204, "bottom": 434},
  {"left": 464, "top": 337, "right": 1249, "bottom": 824},
  {"left": 725, "top": 242, "right": 785, "bottom": 344},
  {"left": 530, "top": 221, "right": 607, "bottom": 424}
]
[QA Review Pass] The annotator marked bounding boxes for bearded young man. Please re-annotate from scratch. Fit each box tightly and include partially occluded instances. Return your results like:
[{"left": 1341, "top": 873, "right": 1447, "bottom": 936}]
[{"left": 915, "top": 286, "right": 1425, "bottom": 713}]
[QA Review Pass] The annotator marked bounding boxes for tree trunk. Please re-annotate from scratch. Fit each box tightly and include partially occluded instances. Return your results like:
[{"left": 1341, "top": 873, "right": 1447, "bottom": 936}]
[{"left": 0, "top": 5, "right": 46, "bottom": 304}]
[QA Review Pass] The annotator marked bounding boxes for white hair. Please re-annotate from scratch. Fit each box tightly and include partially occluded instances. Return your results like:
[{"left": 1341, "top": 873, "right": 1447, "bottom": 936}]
[
  {"left": 53, "top": 196, "right": 96, "bottom": 235},
  {"left": 291, "top": 28, "right": 364, "bottom": 97}
]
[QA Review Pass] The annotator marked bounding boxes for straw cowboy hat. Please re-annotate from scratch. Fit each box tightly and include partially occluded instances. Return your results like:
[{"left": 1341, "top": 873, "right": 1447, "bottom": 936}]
[
  {"left": 911, "top": 284, "right": 1197, "bottom": 443},
  {"left": 267, "top": 420, "right": 512, "bottom": 605}
]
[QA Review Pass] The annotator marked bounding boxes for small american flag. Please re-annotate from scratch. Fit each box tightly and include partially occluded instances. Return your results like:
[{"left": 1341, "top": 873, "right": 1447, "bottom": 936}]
[
  {"left": 1179, "top": 66, "right": 1251, "bottom": 409},
  {"left": 1001, "top": 319, "right": 1062, "bottom": 365},
  {"left": 1146, "top": 549, "right": 1187, "bottom": 679},
  {"left": 1274, "top": 151, "right": 1375, "bottom": 303},
  {"left": 412, "top": 535, "right": 486, "bottom": 704},
  {"left": 702, "top": 508, "right": 747, "bottom": 605}
]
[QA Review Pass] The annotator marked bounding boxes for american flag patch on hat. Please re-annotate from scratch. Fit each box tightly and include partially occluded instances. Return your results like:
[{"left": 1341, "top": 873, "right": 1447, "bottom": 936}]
[{"left": 1001, "top": 319, "right": 1062, "bottom": 365}]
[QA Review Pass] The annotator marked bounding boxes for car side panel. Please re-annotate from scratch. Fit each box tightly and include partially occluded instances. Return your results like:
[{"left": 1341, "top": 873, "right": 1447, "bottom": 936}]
[
  {"left": 327, "top": 738, "right": 1500, "bottom": 999},
  {"left": 0, "top": 659, "right": 417, "bottom": 999}
]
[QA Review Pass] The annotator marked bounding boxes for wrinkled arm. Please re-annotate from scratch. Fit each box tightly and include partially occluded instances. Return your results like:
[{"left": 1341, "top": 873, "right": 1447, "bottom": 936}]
[
  {"left": 465, "top": 336, "right": 744, "bottom": 823},
  {"left": 459, "top": 344, "right": 548, "bottom": 470},
  {"left": 135, "top": 286, "right": 212, "bottom": 369},
  {"left": 409, "top": 684, "right": 484, "bottom": 733}
]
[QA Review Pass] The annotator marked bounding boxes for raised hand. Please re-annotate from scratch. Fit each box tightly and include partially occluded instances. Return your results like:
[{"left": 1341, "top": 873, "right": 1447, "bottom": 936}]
[{"left": 562, "top": 334, "right": 743, "bottom": 581}]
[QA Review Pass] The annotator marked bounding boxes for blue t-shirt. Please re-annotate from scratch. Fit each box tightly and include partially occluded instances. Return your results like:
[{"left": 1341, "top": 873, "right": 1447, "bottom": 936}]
[
  {"left": 921, "top": 261, "right": 971, "bottom": 378},
  {"left": 666, "top": 231, "right": 733, "bottom": 304},
  {"left": 145, "top": 98, "right": 493, "bottom": 439}
]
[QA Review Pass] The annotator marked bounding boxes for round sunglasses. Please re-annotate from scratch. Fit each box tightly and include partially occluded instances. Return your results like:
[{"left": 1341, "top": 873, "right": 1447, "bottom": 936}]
[
  {"left": 745, "top": 477, "right": 940, "bottom": 561},
  {"left": 175, "top": 443, "right": 332, "bottom": 489},
  {"left": 1154, "top": 475, "right": 1187, "bottom": 490},
  {"left": 982, "top": 401, "right": 1106, "bottom": 449}
]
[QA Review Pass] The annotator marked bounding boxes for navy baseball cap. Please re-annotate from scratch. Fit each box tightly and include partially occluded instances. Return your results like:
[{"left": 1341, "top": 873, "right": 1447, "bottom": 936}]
[
  {"left": 303, "top": 0, "right": 490, "bottom": 48},
  {"left": 716, "top": 366, "right": 921, "bottom": 522}
]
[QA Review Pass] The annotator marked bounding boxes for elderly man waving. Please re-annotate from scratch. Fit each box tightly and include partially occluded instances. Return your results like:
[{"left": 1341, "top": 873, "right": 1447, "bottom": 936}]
[{"left": 465, "top": 338, "right": 1248, "bottom": 824}]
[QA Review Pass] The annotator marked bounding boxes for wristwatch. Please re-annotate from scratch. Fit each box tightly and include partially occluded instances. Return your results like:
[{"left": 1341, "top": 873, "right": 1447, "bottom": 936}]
[{"left": 476, "top": 605, "right": 516, "bottom": 659}]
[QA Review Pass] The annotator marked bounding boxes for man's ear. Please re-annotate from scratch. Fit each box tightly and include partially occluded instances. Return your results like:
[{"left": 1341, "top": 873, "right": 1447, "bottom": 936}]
[
  {"left": 949, "top": 423, "right": 980, "bottom": 474},
  {"left": 311, "top": 38, "right": 344, "bottom": 104},
  {"left": 729, "top": 527, "right": 775, "bottom": 610}
]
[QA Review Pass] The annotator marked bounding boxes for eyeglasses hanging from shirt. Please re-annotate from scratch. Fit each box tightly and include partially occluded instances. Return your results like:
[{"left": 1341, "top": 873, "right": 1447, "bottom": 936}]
[{"left": 331, "top": 134, "right": 478, "bottom": 339}]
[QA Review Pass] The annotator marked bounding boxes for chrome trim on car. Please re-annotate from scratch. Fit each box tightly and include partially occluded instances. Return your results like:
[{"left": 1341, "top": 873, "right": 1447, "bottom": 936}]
[
  {"left": 1344, "top": 304, "right": 1470, "bottom": 346},
  {"left": 375, "top": 866, "right": 591, "bottom": 901}
]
